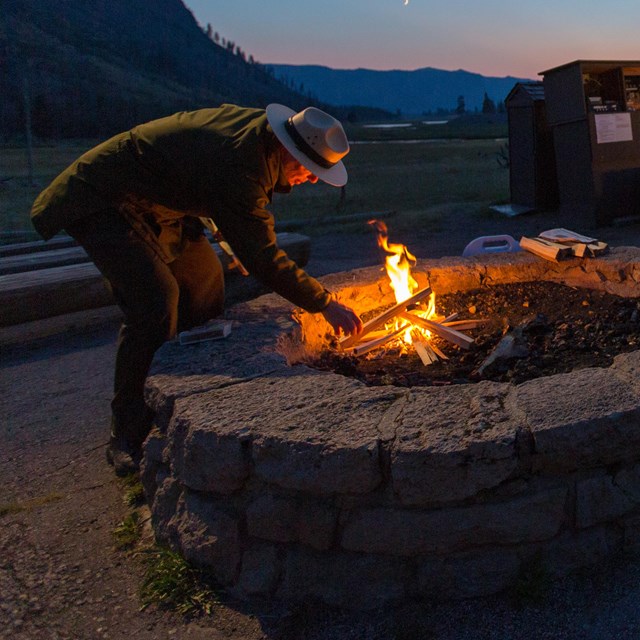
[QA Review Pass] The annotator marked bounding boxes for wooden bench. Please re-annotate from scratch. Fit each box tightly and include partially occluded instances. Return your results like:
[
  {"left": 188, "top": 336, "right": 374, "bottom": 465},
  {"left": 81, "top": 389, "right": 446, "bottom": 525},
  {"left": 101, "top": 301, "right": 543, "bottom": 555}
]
[
  {"left": 0, "top": 246, "right": 90, "bottom": 275},
  {"left": 0, "top": 232, "right": 311, "bottom": 326},
  {"left": 0, "top": 235, "right": 77, "bottom": 257}
]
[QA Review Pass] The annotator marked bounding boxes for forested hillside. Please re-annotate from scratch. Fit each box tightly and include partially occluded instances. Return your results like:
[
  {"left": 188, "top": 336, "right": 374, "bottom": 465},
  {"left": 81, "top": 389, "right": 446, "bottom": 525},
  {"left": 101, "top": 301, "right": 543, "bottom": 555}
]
[{"left": 0, "top": 0, "right": 320, "bottom": 139}]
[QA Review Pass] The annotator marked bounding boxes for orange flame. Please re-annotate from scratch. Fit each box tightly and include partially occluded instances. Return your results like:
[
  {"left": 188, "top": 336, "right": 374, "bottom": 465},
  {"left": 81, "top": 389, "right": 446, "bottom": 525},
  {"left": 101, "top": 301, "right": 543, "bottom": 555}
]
[
  {"left": 369, "top": 219, "right": 417, "bottom": 303},
  {"left": 369, "top": 219, "right": 436, "bottom": 347}
]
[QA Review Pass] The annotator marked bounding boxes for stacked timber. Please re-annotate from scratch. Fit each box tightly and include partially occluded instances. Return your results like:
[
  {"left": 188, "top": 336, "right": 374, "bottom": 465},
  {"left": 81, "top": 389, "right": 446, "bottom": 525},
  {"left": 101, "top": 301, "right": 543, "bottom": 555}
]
[{"left": 0, "top": 232, "right": 311, "bottom": 326}]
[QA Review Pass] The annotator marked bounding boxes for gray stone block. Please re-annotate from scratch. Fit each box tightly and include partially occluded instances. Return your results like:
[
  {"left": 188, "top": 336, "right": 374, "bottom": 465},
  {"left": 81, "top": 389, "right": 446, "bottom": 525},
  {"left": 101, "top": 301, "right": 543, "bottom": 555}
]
[
  {"left": 615, "top": 464, "right": 640, "bottom": 503},
  {"left": 140, "top": 428, "right": 168, "bottom": 504},
  {"left": 514, "top": 368, "right": 640, "bottom": 471},
  {"left": 150, "top": 476, "right": 182, "bottom": 544},
  {"left": 237, "top": 543, "right": 281, "bottom": 596},
  {"left": 246, "top": 493, "right": 337, "bottom": 550},
  {"left": 235, "top": 375, "right": 395, "bottom": 495},
  {"left": 146, "top": 321, "right": 288, "bottom": 431},
  {"left": 611, "top": 350, "right": 640, "bottom": 396},
  {"left": 341, "top": 488, "right": 568, "bottom": 555},
  {"left": 391, "top": 381, "right": 521, "bottom": 505},
  {"left": 277, "top": 548, "right": 409, "bottom": 609},
  {"left": 623, "top": 514, "right": 640, "bottom": 551},
  {"left": 165, "top": 370, "right": 399, "bottom": 496},
  {"left": 449, "top": 547, "right": 521, "bottom": 599},
  {"left": 544, "top": 527, "right": 621, "bottom": 575},
  {"left": 174, "top": 491, "right": 241, "bottom": 585},
  {"left": 576, "top": 474, "right": 637, "bottom": 529},
  {"left": 167, "top": 406, "right": 252, "bottom": 495}
]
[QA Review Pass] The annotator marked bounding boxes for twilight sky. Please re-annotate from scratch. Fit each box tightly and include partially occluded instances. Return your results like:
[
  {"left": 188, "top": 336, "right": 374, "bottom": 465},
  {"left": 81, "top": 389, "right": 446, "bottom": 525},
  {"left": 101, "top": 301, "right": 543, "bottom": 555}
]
[{"left": 184, "top": 0, "right": 639, "bottom": 79}]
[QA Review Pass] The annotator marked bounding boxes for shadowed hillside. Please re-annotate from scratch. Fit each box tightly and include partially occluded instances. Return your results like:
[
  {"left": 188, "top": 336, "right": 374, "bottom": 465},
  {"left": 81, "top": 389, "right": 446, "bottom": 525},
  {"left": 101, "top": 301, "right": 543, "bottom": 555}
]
[{"left": 0, "top": 0, "right": 320, "bottom": 139}]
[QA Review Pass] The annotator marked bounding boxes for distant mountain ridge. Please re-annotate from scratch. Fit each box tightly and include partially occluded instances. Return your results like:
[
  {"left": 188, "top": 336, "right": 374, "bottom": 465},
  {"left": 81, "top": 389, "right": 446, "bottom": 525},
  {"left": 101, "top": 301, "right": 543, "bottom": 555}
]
[
  {"left": 268, "top": 64, "right": 535, "bottom": 114},
  {"left": 1, "top": 0, "right": 527, "bottom": 139}
]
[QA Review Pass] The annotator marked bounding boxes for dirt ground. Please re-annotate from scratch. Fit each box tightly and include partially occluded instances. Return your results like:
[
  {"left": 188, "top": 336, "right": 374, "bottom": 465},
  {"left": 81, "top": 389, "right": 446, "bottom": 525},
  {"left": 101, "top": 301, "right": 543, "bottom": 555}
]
[{"left": 2, "top": 206, "right": 640, "bottom": 639}]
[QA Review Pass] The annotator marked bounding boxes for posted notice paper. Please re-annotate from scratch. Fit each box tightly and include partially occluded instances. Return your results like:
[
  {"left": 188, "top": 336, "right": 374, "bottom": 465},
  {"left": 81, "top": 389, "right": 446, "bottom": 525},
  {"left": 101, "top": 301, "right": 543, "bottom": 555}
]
[{"left": 595, "top": 113, "right": 633, "bottom": 144}]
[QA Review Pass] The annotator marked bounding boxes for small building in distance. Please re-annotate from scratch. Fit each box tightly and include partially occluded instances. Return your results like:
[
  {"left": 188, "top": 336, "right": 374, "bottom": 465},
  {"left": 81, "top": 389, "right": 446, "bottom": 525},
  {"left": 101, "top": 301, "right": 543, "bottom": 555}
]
[
  {"left": 505, "top": 81, "right": 559, "bottom": 211},
  {"left": 506, "top": 60, "right": 640, "bottom": 226},
  {"left": 540, "top": 60, "right": 640, "bottom": 226}
]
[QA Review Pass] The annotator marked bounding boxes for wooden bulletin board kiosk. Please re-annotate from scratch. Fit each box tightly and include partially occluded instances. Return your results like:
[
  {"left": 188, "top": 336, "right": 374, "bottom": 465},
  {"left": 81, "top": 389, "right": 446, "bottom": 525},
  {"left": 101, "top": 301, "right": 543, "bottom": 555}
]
[{"left": 540, "top": 60, "right": 640, "bottom": 226}]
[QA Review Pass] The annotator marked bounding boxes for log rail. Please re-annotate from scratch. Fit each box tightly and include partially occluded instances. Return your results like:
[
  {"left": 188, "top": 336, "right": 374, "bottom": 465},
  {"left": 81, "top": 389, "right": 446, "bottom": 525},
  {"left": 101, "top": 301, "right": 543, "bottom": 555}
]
[{"left": 0, "top": 232, "right": 311, "bottom": 326}]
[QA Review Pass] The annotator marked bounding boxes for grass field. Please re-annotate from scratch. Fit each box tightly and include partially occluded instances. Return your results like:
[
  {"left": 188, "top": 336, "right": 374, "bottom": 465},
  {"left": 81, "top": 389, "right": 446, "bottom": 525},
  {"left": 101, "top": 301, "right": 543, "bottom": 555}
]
[
  {"left": 0, "top": 135, "right": 509, "bottom": 243},
  {"left": 0, "top": 143, "right": 96, "bottom": 242},
  {"left": 273, "top": 138, "right": 509, "bottom": 234}
]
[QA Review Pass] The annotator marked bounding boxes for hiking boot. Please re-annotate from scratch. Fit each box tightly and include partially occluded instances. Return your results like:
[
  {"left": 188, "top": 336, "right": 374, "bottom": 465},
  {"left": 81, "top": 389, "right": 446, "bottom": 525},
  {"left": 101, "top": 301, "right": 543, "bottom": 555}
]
[{"left": 106, "top": 434, "right": 142, "bottom": 476}]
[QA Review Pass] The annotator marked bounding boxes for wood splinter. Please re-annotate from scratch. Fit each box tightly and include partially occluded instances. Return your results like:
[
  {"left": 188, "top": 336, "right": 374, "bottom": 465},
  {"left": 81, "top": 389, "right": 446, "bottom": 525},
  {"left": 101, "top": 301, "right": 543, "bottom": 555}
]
[
  {"left": 348, "top": 325, "right": 407, "bottom": 357},
  {"left": 339, "top": 286, "right": 432, "bottom": 349},
  {"left": 412, "top": 332, "right": 440, "bottom": 366},
  {"left": 400, "top": 311, "right": 474, "bottom": 349}
]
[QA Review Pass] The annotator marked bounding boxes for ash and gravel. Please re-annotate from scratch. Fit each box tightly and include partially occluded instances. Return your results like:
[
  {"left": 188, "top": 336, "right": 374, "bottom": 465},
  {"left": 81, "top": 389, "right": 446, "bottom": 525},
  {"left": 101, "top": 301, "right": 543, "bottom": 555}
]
[
  {"left": 3, "top": 212, "right": 640, "bottom": 639},
  {"left": 317, "top": 281, "right": 640, "bottom": 387}
]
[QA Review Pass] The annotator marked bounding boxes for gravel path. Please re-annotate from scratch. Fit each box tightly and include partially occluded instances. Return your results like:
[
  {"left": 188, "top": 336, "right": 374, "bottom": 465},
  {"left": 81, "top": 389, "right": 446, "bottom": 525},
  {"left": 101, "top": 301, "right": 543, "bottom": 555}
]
[{"left": 2, "top": 211, "right": 640, "bottom": 639}]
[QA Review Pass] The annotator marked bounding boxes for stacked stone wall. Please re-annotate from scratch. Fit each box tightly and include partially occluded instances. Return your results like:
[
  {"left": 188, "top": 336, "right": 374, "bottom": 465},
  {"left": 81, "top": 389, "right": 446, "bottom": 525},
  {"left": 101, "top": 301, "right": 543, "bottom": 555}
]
[{"left": 142, "top": 248, "right": 640, "bottom": 608}]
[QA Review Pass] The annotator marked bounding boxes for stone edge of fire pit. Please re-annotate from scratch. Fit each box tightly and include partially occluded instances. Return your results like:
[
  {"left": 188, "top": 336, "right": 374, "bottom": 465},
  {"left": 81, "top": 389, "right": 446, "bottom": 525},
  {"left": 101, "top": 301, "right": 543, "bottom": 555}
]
[{"left": 141, "top": 247, "right": 640, "bottom": 608}]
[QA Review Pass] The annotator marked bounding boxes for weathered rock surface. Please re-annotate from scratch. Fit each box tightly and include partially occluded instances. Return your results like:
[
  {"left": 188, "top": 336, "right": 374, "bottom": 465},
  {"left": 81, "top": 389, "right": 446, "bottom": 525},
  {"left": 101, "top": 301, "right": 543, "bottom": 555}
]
[{"left": 142, "top": 248, "right": 640, "bottom": 609}]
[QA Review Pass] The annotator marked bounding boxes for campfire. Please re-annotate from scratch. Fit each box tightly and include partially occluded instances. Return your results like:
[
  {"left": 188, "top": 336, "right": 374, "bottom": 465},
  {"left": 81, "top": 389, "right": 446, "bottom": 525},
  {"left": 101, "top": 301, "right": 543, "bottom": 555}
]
[{"left": 338, "top": 220, "right": 485, "bottom": 365}]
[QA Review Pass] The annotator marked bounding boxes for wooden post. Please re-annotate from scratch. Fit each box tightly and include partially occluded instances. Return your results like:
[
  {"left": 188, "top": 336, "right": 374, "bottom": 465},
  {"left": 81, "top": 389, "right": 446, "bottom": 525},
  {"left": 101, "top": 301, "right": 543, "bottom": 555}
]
[{"left": 22, "top": 76, "right": 35, "bottom": 187}]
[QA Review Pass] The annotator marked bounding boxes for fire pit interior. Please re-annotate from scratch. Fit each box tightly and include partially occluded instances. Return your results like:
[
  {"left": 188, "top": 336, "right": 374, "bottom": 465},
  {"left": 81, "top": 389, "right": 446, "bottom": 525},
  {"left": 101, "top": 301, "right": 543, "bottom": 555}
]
[
  {"left": 300, "top": 222, "right": 640, "bottom": 387},
  {"left": 315, "top": 280, "right": 640, "bottom": 387}
]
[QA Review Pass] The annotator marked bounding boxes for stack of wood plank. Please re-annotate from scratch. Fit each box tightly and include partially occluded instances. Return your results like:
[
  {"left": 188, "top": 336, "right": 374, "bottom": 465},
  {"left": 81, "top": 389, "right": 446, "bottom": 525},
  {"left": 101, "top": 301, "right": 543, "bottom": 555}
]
[{"left": 520, "top": 228, "right": 609, "bottom": 262}]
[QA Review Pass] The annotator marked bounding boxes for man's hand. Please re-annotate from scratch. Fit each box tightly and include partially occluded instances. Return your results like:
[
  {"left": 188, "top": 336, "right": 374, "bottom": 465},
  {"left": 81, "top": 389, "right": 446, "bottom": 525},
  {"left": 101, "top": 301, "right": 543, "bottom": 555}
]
[{"left": 321, "top": 299, "right": 363, "bottom": 337}]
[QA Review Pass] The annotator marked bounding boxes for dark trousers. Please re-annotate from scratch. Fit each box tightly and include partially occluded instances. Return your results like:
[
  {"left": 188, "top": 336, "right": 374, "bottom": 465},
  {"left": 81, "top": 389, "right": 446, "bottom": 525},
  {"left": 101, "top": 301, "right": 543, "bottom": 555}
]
[{"left": 67, "top": 210, "right": 224, "bottom": 444}]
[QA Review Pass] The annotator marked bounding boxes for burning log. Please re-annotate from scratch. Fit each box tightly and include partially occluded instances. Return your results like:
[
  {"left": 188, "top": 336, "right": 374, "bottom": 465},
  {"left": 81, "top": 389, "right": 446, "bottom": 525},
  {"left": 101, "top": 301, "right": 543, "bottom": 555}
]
[
  {"left": 413, "top": 339, "right": 438, "bottom": 365},
  {"left": 339, "top": 286, "right": 433, "bottom": 349},
  {"left": 349, "top": 325, "right": 408, "bottom": 356},
  {"left": 399, "top": 311, "right": 474, "bottom": 349},
  {"left": 412, "top": 329, "right": 447, "bottom": 365},
  {"left": 426, "top": 340, "right": 448, "bottom": 360},
  {"left": 337, "top": 221, "right": 479, "bottom": 365}
]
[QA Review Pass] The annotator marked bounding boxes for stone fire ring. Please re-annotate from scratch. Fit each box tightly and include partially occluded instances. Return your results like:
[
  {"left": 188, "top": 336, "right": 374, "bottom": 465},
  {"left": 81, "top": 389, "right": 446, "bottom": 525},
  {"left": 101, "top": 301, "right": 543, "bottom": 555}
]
[{"left": 142, "top": 247, "right": 640, "bottom": 609}]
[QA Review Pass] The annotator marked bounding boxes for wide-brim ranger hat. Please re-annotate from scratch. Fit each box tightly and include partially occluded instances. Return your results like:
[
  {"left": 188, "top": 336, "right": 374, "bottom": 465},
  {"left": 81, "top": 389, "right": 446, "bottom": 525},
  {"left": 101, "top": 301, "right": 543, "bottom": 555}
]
[{"left": 266, "top": 104, "right": 349, "bottom": 187}]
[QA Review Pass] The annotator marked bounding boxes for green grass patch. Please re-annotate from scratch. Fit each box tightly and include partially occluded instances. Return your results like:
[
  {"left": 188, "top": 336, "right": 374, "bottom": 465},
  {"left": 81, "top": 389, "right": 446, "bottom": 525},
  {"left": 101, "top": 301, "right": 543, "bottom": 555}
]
[
  {"left": 111, "top": 476, "right": 218, "bottom": 616},
  {"left": 119, "top": 473, "right": 146, "bottom": 507},
  {"left": 113, "top": 511, "right": 142, "bottom": 550},
  {"left": 0, "top": 492, "right": 64, "bottom": 518},
  {"left": 272, "top": 139, "right": 509, "bottom": 227},
  {"left": 139, "top": 546, "right": 219, "bottom": 616}
]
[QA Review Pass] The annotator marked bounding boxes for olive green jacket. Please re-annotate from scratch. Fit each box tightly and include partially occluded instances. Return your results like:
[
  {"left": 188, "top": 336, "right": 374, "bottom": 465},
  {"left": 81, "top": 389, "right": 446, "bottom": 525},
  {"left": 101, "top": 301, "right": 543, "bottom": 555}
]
[{"left": 31, "top": 104, "right": 331, "bottom": 312}]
